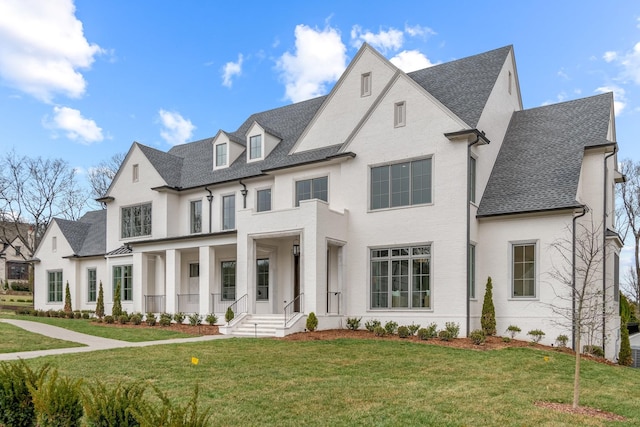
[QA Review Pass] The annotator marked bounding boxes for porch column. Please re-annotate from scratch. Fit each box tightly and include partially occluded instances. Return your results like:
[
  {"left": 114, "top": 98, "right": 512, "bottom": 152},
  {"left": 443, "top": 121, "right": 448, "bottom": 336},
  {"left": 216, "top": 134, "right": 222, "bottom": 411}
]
[
  {"left": 133, "top": 252, "right": 144, "bottom": 313},
  {"left": 165, "top": 249, "right": 180, "bottom": 313},
  {"left": 199, "top": 246, "right": 215, "bottom": 314}
]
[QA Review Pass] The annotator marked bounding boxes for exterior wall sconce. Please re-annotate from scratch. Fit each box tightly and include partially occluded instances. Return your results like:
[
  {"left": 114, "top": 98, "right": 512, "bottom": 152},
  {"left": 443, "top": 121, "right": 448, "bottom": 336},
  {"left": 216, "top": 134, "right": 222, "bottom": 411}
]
[{"left": 293, "top": 244, "right": 300, "bottom": 256}]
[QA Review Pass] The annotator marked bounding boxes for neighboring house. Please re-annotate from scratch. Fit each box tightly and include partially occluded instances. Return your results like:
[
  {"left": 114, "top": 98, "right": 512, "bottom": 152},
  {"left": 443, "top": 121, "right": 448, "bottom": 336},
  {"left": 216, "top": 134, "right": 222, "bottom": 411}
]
[
  {"left": 33, "top": 44, "right": 623, "bottom": 359},
  {"left": 0, "top": 222, "right": 32, "bottom": 288}
]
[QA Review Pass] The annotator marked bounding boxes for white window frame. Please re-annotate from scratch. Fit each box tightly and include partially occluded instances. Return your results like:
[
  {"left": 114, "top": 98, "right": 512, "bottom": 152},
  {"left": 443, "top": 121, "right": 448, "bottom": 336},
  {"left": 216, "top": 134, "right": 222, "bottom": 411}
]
[
  {"left": 361, "top": 72, "right": 371, "bottom": 97},
  {"left": 248, "top": 134, "right": 263, "bottom": 161},
  {"left": 510, "top": 241, "right": 537, "bottom": 299},
  {"left": 394, "top": 101, "right": 406, "bottom": 127},
  {"left": 214, "top": 143, "right": 228, "bottom": 168}
]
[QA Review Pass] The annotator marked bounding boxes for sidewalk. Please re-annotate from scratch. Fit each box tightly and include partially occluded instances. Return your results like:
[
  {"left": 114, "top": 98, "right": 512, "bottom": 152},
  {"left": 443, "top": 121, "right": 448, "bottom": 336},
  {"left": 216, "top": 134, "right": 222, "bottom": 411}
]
[{"left": 0, "top": 319, "right": 231, "bottom": 361}]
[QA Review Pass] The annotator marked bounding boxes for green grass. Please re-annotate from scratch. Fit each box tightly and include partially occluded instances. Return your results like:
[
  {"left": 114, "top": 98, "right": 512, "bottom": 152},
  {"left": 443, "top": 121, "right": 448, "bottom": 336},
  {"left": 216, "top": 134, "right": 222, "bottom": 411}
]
[
  {"left": 19, "top": 338, "right": 640, "bottom": 426},
  {"left": 0, "top": 295, "right": 33, "bottom": 307},
  {"left": 0, "top": 322, "right": 83, "bottom": 353},
  {"left": 5, "top": 315, "right": 197, "bottom": 342}
]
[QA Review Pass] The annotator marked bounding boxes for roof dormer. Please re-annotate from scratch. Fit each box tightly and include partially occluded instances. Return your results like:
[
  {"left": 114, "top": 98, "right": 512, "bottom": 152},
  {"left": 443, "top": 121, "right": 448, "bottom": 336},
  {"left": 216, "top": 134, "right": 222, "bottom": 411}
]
[
  {"left": 212, "top": 130, "right": 244, "bottom": 170},
  {"left": 246, "top": 122, "right": 281, "bottom": 163}
]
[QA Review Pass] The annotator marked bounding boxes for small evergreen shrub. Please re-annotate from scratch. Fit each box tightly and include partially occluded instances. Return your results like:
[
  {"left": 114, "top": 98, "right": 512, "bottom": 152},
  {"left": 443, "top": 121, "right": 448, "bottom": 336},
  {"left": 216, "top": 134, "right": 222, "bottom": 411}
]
[
  {"left": 445, "top": 322, "right": 460, "bottom": 339},
  {"left": 118, "top": 314, "right": 130, "bottom": 324},
  {"left": 438, "top": 329, "right": 453, "bottom": 341},
  {"left": 104, "top": 315, "right": 114, "bottom": 324},
  {"left": 82, "top": 312, "right": 90, "bottom": 319},
  {"left": 225, "top": 307, "right": 234, "bottom": 323},
  {"left": 82, "top": 380, "right": 146, "bottom": 427},
  {"left": 130, "top": 385, "right": 212, "bottom": 427},
  {"left": 130, "top": 313, "right": 142, "bottom": 325},
  {"left": 365, "top": 319, "right": 381, "bottom": 332},
  {"left": 205, "top": 313, "right": 218, "bottom": 325},
  {"left": 95, "top": 281, "right": 105, "bottom": 318},
  {"left": 618, "top": 326, "right": 633, "bottom": 366},
  {"left": 306, "top": 312, "right": 318, "bottom": 331},
  {"left": 506, "top": 325, "right": 521, "bottom": 339},
  {"left": 73, "top": 311, "right": 82, "bottom": 319},
  {"left": 555, "top": 334, "right": 569, "bottom": 348},
  {"left": 0, "top": 360, "right": 51, "bottom": 427},
  {"left": 373, "top": 326, "right": 386, "bottom": 337},
  {"left": 346, "top": 317, "right": 361, "bottom": 330},
  {"left": 527, "top": 329, "right": 545, "bottom": 343},
  {"left": 188, "top": 313, "right": 203, "bottom": 326},
  {"left": 29, "top": 370, "right": 83, "bottom": 427},
  {"left": 384, "top": 321, "right": 398, "bottom": 335},
  {"left": 173, "top": 312, "right": 186, "bottom": 324},
  {"left": 502, "top": 336, "right": 511, "bottom": 343},
  {"left": 583, "top": 345, "right": 605, "bottom": 358},
  {"left": 159, "top": 313, "right": 172, "bottom": 326},
  {"left": 64, "top": 281, "right": 73, "bottom": 314},
  {"left": 145, "top": 313, "right": 157, "bottom": 326},
  {"left": 481, "top": 277, "right": 496, "bottom": 335},
  {"left": 112, "top": 281, "right": 122, "bottom": 318},
  {"left": 407, "top": 323, "right": 421, "bottom": 336},
  {"left": 397, "top": 325, "right": 411, "bottom": 338},
  {"left": 417, "top": 328, "right": 431, "bottom": 340},
  {"left": 469, "top": 329, "right": 486, "bottom": 345}
]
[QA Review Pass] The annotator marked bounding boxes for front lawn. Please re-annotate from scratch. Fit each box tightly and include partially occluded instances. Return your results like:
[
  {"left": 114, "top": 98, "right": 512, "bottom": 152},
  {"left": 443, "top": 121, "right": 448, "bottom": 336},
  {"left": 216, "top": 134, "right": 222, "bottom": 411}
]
[
  {"left": 22, "top": 338, "right": 640, "bottom": 426},
  {"left": 0, "top": 322, "right": 83, "bottom": 353}
]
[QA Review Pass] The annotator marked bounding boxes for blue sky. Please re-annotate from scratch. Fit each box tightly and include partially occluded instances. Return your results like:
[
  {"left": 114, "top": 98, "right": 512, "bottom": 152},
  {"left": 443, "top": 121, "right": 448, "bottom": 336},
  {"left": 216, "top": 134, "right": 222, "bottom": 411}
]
[{"left": 1, "top": 0, "right": 639, "bottom": 177}]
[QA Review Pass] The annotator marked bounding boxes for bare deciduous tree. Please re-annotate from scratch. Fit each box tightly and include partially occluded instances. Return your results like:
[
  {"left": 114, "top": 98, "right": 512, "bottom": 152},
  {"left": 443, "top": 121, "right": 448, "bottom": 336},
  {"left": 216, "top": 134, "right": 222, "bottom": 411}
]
[
  {"left": 0, "top": 151, "right": 88, "bottom": 256},
  {"left": 616, "top": 159, "right": 640, "bottom": 306},
  {"left": 88, "top": 152, "right": 125, "bottom": 206}
]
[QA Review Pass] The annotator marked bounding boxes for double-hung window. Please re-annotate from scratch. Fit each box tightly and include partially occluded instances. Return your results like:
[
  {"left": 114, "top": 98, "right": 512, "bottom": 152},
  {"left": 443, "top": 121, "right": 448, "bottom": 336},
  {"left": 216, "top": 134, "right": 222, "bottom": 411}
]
[
  {"left": 370, "top": 245, "right": 431, "bottom": 309},
  {"left": 190, "top": 200, "right": 202, "bottom": 234},
  {"left": 371, "top": 158, "right": 431, "bottom": 210},
  {"left": 88, "top": 268, "right": 97, "bottom": 302},
  {"left": 113, "top": 265, "right": 133, "bottom": 301},
  {"left": 512, "top": 243, "right": 536, "bottom": 298},
  {"left": 48, "top": 271, "right": 63, "bottom": 302},
  {"left": 249, "top": 135, "right": 262, "bottom": 160},
  {"left": 295, "top": 176, "right": 328, "bottom": 207},
  {"left": 257, "top": 189, "right": 271, "bottom": 212},
  {"left": 222, "top": 195, "right": 235, "bottom": 230},
  {"left": 215, "top": 143, "right": 228, "bottom": 167},
  {"left": 121, "top": 203, "right": 152, "bottom": 238}
]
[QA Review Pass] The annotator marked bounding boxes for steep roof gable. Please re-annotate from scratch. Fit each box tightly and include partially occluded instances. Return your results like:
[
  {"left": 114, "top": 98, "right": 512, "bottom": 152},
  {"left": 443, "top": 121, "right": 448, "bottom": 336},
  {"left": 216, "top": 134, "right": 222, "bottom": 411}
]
[
  {"left": 54, "top": 210, "right": 106, "bottom": 257},
  {"left": 478, "top": 93, "right": 614, "bottom": 217}
]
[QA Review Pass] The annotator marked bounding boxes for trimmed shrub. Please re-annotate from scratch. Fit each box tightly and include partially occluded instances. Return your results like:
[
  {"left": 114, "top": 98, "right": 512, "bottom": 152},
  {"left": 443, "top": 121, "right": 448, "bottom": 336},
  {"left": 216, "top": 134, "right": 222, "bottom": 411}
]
[
  {"left": 527, "top": 329, "right": 545, "bottom": 344},
  {"left": 82, "top": 312, "right": 90, "bottom": 319},
  {"left": 384, "top": 321, "right": 398, "bottom": 335},
  {"left": 445, "top": 322, "right": 460, "bottom": 339},
  {"left": 82, "top": 380, "right": 146, "bottom": 427},
  {"left": 555, "top": 334, "right": 569, "bottom": 348},
  {"left": 0, "top": 360, "right": 51, "bottom": 427},
  {"left": 145, "top": 313, "right": 157, "bottom": 327},
  {"left": 130, "top": 385, "right": 212, "bottom": 427},
  {"left": 397, "top": 325, "right": 411, "bottom": 338},
  {"left": 407, "top": 323, "right": 421, "bottom": 336},
  {"left": 469, "top": 329, "right": 486, "bottom": 345},
  {"left": 618, "top": 326, "right": 633, "bottom": 366},
  {"left": 118, "top": 314, "right": 130, "bottom": 324},
  {"left": 64, "top": 281, "right": 73, "bottom": 314},
  {"left": 225, "top": 307, "right": 234, "bottom": 323},
  {"left": 188, "top": 313, "right": 203, "bottom": 326},
  {"left": 502, "top": 336, "right": 511, "bottom": 343},
  {"left": 306, "top": 312, "right": 318, "bottom": 331},
  {"left": 481, "top": 277, "right": 496, "bottom": 336},
  {"left": 583, "top": 345, "right": 605, "bottom": 358},
  {"left": 95, "top": 281, "right": 105, "bottom": 318},
  {"left": 130, "top": 313, "right": 142, "bottom": 325},
  {"left": 438, "top": 330, "right": 453, "bottom": 341},
  {"left": 373, "top": 326, "right": 386, "bottom": 337},
  {"left": 417, "top": 328, "right": 431, "bottom": 340},
  {"left": 346, "top": 317, "right": 361, "bottom": 330},
  {"left": 205, "top": 313, "right": 218, "bottom": 325},
  {"left": 364, "top": 319, "right": 381, "bottom": 332},
  {"left": 506, "top": 325, "right": 521, "bottom": 339},
  {"left": 112, "top": 281, "right": 122, "bottom": 318},
  {"left": 104, "top": 315, "right": 114, "bottom": 324},
  {"left": 159, "top": 313, "right": 172, "bottom": 327},
  {"left": 73, "top": 311, "right": 82, "bottom": 319},
  {"left": 29, "top": 370, "right": 83, "bottom": 427},
  {"left": 173, "top": 312, "right": 186, "bottom": 324}
]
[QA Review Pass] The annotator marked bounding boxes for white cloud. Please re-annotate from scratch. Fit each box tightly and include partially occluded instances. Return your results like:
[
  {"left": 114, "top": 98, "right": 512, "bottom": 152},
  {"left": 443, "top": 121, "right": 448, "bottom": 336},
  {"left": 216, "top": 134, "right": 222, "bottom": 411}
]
[
  {"left": 557, "top": 68, "right": 569, "bottom": 80},
  {"left": 0, "top": 0, "right": 103, "bottom": 102},
  {"left": 158, "top": 110, "right": 195, "bottom": 145},
  {"left": 46, "top": 106, "right": 103, "bottom": 144},
  {"left": 605, "top": 42, "right": 640, "bottom": 85},
  {"left": 221, "top": 54, "right": 243, "bottom": 88},
  {"left": 595, "top": 85, "right": 626, "bottom": 115},
  {"left": 350, "top": 25, "right": 403, "bottom": 53},
  {"left": 404, "top": 24, "right": 436, "bottom": 38},
  {"left": 276, "top": 24, "right": 347, "bottom": 103},
  {"left": 390, "top": 50, "right": 435, "bottom": 72},
  {"left": 603, "top": 51, "right": 617, "bottom": 63}
]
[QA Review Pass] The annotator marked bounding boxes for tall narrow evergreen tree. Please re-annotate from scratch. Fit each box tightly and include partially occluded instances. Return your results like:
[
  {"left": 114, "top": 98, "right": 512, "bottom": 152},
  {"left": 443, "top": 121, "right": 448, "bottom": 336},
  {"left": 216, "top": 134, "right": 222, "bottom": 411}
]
[
  {"left": 112, "top": 281, "right": 122, "bottom": 317},
  {"left": 64, "top": 281, "right": 72, "bottom": 314},
  {"left": 481, "top": 277, "right": 496, "bottom": 336},
  {"left": 619, "top": 293, "right": 633, "bottom": 366},
  {"left": 95, "top": 281, "right": 105, "bottom": 318}
]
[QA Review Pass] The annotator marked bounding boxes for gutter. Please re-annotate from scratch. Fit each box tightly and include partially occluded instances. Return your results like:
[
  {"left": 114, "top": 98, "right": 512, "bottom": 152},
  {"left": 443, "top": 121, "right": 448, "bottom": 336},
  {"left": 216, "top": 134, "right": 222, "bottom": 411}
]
[{"left": 602, "top": 145, "right": 617, "bottom": 358}]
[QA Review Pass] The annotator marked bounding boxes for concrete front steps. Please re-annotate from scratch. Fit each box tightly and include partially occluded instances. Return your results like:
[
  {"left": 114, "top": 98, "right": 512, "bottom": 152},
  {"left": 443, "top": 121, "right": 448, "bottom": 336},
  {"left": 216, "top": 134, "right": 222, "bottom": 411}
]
[{"left": 231, "top": 314, "right": 285, "bottom": 337}]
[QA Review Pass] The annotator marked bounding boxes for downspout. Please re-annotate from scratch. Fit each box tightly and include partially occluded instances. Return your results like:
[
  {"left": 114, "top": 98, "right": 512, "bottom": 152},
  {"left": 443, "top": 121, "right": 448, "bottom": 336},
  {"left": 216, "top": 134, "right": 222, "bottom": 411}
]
[
  {"left": 239, "top": 180, "right": 248, "bottom": 209},
  {"left": 602, "top": 146, "right": 617, "bottom": 357},
  {"left": 572, "top": 205, "right": 588, "bottom": 352},
  {"left": 466, "top": 134, "right": 481, "bottom": 337},
  {"left": 205, "top": 187, "right": 213, "bottom": 233}
]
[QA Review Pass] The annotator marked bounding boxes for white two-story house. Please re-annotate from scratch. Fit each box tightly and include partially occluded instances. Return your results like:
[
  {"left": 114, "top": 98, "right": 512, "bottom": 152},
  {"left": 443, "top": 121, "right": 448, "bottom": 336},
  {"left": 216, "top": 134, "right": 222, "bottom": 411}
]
[{"left": 33, "top": 44, "right": 623, "bottom": 359}]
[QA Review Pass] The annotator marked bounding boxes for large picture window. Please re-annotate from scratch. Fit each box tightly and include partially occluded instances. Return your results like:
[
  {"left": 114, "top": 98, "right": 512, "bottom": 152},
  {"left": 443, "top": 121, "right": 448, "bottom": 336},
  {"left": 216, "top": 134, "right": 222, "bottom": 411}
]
[
  {"left": 370, "top": 245, "right": 431, "bottom": 309},
  {"left": 371, "top": 158, "right": 431, "bottom": 210},
  {"left": 221, "top": 261, "right": 236, "bottom": 301},
  {"left": 222, "top": 195, "right": 235, "bottom": 230},
  {"left": 121, "top": 203, "right": 152, "bottom": 238},
  {"left": 295, "top": 176, "right": 328, "bottom": 207},
  {"left": 48, "top": 271, "right": 63, "bottom": 303},
  {"left": 512, "top": 243, "right": 535, "bottom": 298},
  {"left": 190, "top": 200, "right": 202, "bottom": 234},
  {"left": 88, "top": 268, "right": 97, "bottom": 302},
  {"left": 113, "top": 265, "right": 133, "bottom": 301}
]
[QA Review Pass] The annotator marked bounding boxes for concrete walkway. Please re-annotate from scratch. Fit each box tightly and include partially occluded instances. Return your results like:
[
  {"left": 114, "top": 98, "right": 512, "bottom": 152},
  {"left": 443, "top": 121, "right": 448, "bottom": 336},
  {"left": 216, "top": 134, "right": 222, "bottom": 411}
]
[{"left": 0, "top": 319, "right": 232, "bottom": 361}]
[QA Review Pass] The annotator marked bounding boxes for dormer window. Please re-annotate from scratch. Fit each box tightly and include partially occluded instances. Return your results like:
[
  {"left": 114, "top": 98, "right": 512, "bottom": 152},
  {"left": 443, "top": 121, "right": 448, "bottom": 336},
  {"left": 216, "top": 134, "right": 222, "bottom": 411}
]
[
  {"left": 361, "top": 72, "right": 371, "bottom": 97},
  {"left": 215, "top": 143, "right": 228, "bottom": 168},
  {"left": 249, "top": 135, "right": 263, "bottom": 161}
]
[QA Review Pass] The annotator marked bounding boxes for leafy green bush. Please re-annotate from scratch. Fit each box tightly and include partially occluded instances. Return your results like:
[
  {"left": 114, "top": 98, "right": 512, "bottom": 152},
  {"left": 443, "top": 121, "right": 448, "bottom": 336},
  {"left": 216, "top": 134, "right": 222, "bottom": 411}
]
[
  {"left": 104, "top": 315, "right": 114, "bottom": 324},
  {"left": 205, "top": 313, "right": 218, "bottom": 325},
  {"left": 555, "top": 334, "right": 569, "bottom": 348},
  {"left": 373, "top": 326, "right": 386, "bottom": 337},
  {"left": 82, "top": 380, "right": 146, "bottom": 427},
  {"left": 364, "top": 319, "right": 381, "bottom": 332},
  {"left": 73, "top": 311, "right": 82, "bottom": 319},
  {"left": 407, "top": 323, "right": 420, "bottom": 336},
  {"left": 438, "top": 330, "right": 453, "bottom": 341},
  {"left": 130, "top": 385, "right": 212, "bottom": 427},
  {"left": 417, "top": 328, "right": 431, "bottom": 340},
  {"left": 0, "top": 360, "right": 51, "bottom": 427},
  {"left": 506, "top": 325, "right": 521, "bottom": 339},
  {"left": 445, "top": 322, "right": 460, "bottom": 338},
  {"left": 159, "top": 313, "right": 172, "bottom": 326},
  {"left": 346, "top": 317, "right": 361, "bottom": 330},
  {"left": 502, "top": 336, "right": 511, "bottom": 343},
  {"left": 384, "top": 321, "right": 398, "bottom": 335},
  {"left": 145, "top": 313, "right": 157, "bottom": 326},
  {"left": 173, "top": 312, "right": 186, "bottom": 324},
  {"left": 225, "top": 307, "right": 234, "bottom": 323},
  {"left": 527, "top": 329, "right": 545, "bottom": 343},
  {"left": 118, "top": 314, "right": 130, "bottom": 324},
  {"left": 306, "top": 312, "right": 318, "bottom": 331},
  {"left": 469, "top": 329, "right": 486, "bottom": 345},
  {"left": 188, "top": 313, "right": 203, "bottom": 326},
  {"left": 130, "top": 313, "right": 143, "bottom": 325},
  {"left": 397, "top": 326, "right": 410, "bottom": 338},
  {"left": 583, "top": 345, "right": 604, "bottom": 358},
  {"left": 29, "top": 369, "right": 83, "bottom": 427}
]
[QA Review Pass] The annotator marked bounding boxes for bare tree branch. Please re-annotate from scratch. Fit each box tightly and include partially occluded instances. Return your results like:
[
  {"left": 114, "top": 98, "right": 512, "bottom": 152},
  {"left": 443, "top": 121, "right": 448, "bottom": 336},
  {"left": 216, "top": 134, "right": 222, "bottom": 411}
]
[{"left": 88, "top": 152, "right": 125, "bottom": 208}]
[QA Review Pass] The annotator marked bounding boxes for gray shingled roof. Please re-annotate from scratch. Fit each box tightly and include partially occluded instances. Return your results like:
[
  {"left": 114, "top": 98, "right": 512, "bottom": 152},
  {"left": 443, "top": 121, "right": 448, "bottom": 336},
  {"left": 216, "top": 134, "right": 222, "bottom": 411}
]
[
  {"left": 55, "top": 210, "right": 106, "bottom": 257},
  {"left": 136, "top": 143, "right": 184, "bottom": 188},
  {"left": 408, "top": 46, "right": 512, "bottom": 128},
  {"left": 477, "top": 93, "right": 613, "bottom": 217}
]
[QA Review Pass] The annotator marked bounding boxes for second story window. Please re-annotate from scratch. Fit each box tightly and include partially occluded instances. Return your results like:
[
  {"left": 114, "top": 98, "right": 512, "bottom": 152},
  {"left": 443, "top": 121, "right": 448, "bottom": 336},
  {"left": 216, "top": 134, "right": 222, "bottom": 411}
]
[
  {"left": 222, "top": 195, "right": 235, "bottom": 230},
  {"left": 215, "top": 143, "right": 228, "bottom": 167},
  {"left": 249, "top": 135, "right": 262, "bottom": 160},
  {"left": 257, "top": 189, "right": 272, "bottom": 212},
  {"left": 295, "top": 176, "right": 328, "bottom": 207},
  {"left": 121, "top": 203, "right": 152, "bottom": 238},
  {"left": 190, "top": 200, "right": 202, "bottom": 234},
  {"left": 371, "top": 158, "right": 432, "bottom": 210},
  {"left": 15, "top": 245, "right": 21, "bottom": 256}
]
